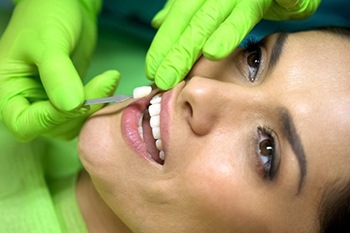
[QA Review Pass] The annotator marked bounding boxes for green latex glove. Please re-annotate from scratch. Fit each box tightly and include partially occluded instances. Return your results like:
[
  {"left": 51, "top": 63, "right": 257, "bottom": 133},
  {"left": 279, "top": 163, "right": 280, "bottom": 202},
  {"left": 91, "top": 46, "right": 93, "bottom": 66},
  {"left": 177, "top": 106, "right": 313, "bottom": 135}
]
[
  {"left": 0, "top": 0, "right": 103, "bottom": 141},
  {"left": 0, "top": 70, "right": 120, "bottom": 141},
  {"left": 1, "top": 0, "right": 101, "bottom": 111},
  {"left": 146, "top": 0, "right": 321, "bottom": 90}
]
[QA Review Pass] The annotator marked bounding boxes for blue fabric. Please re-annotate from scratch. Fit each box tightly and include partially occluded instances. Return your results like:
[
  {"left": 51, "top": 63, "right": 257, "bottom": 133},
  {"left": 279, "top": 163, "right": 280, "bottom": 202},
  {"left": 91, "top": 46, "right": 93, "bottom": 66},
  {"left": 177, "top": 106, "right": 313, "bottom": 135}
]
[
  {"left": 1, "top": 0, "right": 347, "bottom": 42},
  {"left": 99, "top": 0, "right": 350, "bottom": 43},
  {"left": 99, "top": 0, "right": 164, "bottom": 42},
  {"left": 248, "top": 0, "right": 350, "bottom": 41},
  {"left": 0, "top": 0, "right": 13, "bottom": 8}
]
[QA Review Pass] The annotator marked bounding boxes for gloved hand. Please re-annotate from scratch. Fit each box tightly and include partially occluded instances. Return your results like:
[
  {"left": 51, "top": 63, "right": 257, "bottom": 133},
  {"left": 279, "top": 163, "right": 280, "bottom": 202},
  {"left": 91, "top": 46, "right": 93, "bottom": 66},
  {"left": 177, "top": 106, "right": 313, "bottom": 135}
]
[
  {"left": 146, "top": 0, "right": 321, "bottom": 90},
  {"left": 0, "top": 0, "right": 102, "bottom": 141},
  {"left": 0, "top": 70, "right": 120, "bottom": 141}
]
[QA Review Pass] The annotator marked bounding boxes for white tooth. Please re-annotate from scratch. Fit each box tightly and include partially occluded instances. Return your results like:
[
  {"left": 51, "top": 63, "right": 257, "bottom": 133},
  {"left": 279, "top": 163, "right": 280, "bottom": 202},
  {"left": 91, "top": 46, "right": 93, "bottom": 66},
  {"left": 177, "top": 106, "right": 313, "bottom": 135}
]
[
  {"left": 138, "top": 126, "right": 143, "bottom": 140},
  {"left": 156, "top": 139, "right": 163, "bottom": 151},
  {"left": 148, "top": 103, "right": 161, "bottom": 116},
  {"left": 159, "top": 151, "right": 165, "bottom": 161},
  {"left": 138, "top": 113, "right": 144, "bottom": 140},
  {"left": 133, "top": 86, "right": 152, "bottom": 98},
  {"left": 150, "top": 94, "right": 162, "bottom": 104},
  {"left": 150, "top": 115, "right": 160, "bottom": 128},
  {"left": 138, "top": 113, "right": 143, "bottom": 128},
  {"left": 152, "top": 127, "right": 160, "bottom": 139}
]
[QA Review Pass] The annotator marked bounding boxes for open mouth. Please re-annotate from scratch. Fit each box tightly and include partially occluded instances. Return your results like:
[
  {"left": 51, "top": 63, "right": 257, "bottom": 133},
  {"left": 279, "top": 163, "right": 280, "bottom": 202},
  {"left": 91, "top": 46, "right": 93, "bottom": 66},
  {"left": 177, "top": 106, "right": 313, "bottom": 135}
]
[{"left": 138, "top": 93, "right": 165, "bottom": 165}]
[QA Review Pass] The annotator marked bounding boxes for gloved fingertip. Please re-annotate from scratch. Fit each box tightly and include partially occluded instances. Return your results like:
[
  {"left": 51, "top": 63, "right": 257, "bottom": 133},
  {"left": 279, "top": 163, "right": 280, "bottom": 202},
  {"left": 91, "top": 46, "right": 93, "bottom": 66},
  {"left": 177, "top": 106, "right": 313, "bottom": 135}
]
[
  {"left": 61, "top": 105, "right": 90, "bottom": 119},
  {"left": 155, "top": 75, "right": 177, "bottom": 90},
  {"left": 104, "top": 70, "right": 121, "bottom": 80},
  {"left": 151, "top": 19, "right": 162, "bottom": 29},
  {"left": 204, "top": 31, "right": 242, "bottom": 60},
  {"left": 51, "top": 86, "right": 84, "bottom": 111},
  {"left": 95, "top": 70, "right": 121, "bottom": 94},
  {"left": 77, "top": 105, "right": 90, "bottom": 114},
  {"left": 203, "top": 45, "right": 227, "bottom": 61},
  {"left": 145, "top": 70, "right": 155, "bottom": 81},
  {"left": 146, "top": 76, "right": 155, "bottom": 81},
  {"left": 151, "top": 11, "right": 165, "bottom": 28},
  {"left": 145, "top": 57, "right": 157, "bottom": 81}
]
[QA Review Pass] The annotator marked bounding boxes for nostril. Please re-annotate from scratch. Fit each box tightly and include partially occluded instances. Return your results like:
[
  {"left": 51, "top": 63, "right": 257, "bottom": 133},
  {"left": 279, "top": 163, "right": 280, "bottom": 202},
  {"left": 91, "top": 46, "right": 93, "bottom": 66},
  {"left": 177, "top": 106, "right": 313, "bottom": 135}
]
[
  {"left": 181, "top": 76, "right": 219, "bottom": 135},
  {"left": 186, "top": 102, "right": 193, "bottom": 118},
  {"left": 182, "top": 101, "right": 193, "bottom": 125},
  {"left": 184, "top": 99, "right": 214, "bottom": 136}
]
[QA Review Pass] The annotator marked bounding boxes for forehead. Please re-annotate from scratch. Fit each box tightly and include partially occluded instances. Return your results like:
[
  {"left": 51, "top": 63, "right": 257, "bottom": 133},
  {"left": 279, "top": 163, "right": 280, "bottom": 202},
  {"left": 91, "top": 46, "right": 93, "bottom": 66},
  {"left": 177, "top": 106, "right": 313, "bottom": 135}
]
[
  {"left": 274, "top": 30, "right": 350, "bottom": 84},
  {"left": 273, "top": 30, "right": 350, "bottom": 188},
  {"left": 275, "top": 30, "right": 350, "bottom": 127},
  {"left": 270, "top": 30, "right": 350, "bottom": 110}
]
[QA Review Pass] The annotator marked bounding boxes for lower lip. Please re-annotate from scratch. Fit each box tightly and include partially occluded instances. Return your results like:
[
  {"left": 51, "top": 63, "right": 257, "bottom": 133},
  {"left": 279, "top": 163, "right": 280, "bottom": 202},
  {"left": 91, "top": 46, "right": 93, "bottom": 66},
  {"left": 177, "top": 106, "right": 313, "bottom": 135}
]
[
  {"left": 121, "top": 89, "right": 174, "bottom": 164},
  {"left": 121, "top": 96, "right": 154, "bottom": 162}
]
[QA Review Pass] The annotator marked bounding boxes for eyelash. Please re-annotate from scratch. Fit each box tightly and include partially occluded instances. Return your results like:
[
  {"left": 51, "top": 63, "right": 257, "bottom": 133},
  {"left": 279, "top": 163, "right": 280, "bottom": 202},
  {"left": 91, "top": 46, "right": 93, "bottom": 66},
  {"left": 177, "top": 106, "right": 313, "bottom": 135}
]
[
  {"left": 256, "top": 127, "right": 278, "bottom": 180},
  {"left": 242, "top": 37, "right": 263, "bottom": 82}
]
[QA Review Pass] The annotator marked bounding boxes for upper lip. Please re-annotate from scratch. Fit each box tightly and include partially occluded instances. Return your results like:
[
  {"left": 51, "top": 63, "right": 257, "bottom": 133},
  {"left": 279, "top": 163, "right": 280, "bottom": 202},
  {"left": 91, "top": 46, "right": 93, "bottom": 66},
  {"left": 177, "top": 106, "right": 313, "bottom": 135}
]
[{"left": 157, "top": 81, "right": 187, "bottom": 159}]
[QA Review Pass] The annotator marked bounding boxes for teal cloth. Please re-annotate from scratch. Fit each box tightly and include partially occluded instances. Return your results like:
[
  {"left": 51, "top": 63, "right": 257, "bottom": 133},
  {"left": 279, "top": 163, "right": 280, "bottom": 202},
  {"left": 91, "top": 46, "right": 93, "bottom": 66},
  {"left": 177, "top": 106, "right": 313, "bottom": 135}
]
[
  {"left": 248, "top": 0, "right": 350, "bottom": 41},
  {"left": 98, "top": 0, "right": 350, "bottom": 43}
]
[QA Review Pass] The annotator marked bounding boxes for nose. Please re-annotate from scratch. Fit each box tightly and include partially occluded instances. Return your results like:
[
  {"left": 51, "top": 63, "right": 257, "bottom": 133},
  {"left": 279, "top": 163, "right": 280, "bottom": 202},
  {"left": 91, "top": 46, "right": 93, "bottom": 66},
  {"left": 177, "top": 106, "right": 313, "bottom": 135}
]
[{"left": 181, "top": 76, "right": 252, "bottom": 136}]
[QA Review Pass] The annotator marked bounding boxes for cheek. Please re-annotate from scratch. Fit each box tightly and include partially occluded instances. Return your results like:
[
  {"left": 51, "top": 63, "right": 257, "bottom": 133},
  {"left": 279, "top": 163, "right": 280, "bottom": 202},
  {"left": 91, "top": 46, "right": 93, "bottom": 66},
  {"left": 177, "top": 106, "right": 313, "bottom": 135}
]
[
  {"left": 180, "top": 152, "right": 268, "bottom": 232},
  {"left": 78, "top": 116, "right": 102, "bottom": 168},
  {"left": 78, "top": 112, "right": 117, "bottom": 175}
]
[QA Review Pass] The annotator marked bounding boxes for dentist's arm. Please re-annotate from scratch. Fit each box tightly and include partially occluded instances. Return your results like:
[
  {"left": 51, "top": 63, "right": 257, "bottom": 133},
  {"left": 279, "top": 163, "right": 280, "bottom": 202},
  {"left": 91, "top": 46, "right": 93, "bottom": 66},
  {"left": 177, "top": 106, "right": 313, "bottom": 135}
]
[{"left": 146, "top": 0, "right": 321, "bottom": 90}]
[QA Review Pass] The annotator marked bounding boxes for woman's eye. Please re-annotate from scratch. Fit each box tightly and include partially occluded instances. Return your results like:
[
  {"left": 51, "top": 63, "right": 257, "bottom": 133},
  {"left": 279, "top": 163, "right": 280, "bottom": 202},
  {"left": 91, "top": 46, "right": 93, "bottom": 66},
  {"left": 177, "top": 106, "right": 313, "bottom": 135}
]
[
  {"left": 257, "top": 128, "right": 276, "bottom": 179},
  {"left": 245, "top": 48, "right": 261, "bottom": 82},
  {"left": 242, "top": 38, "right": 263, "bottom": 83}
]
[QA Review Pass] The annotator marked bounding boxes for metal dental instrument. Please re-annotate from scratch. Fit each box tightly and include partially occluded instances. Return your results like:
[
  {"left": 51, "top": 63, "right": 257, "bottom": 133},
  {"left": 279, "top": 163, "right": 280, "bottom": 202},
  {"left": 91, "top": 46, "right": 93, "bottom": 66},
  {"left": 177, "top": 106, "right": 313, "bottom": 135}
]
[
  {"left": 83, "top": 95, "right": 132, "bottom": 106},
  {"left": 83, "top": 86, "right": 153, "bottom": 106}
]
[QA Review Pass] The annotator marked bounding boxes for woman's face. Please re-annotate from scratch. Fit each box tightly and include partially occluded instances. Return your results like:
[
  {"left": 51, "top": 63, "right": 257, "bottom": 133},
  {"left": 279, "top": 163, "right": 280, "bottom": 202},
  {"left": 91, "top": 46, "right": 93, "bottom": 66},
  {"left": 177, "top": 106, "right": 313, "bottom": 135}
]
[{"left": 78, "top": 30, "right": 350, "bottom": 233}]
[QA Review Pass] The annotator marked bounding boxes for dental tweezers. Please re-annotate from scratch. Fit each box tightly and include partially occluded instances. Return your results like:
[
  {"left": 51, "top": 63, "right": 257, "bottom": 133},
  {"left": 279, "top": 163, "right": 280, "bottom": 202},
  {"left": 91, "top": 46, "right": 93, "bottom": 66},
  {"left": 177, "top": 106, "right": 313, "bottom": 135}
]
[{"left": 83, "top": 95, "right": 132, "bottom": 106}]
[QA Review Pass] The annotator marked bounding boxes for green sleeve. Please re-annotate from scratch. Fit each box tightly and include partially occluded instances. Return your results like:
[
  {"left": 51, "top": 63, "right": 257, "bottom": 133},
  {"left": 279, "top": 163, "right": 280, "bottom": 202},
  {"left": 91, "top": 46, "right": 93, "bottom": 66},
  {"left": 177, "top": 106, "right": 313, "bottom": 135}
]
[
  {"left": 0, "top": 123, "right": 87, "bottom": 232},
  {"left": 50, "top": 173, "right": 88, "bottom": 233},
  {"left": 12, "top": 0, "right": 102, "bottom": 15}
]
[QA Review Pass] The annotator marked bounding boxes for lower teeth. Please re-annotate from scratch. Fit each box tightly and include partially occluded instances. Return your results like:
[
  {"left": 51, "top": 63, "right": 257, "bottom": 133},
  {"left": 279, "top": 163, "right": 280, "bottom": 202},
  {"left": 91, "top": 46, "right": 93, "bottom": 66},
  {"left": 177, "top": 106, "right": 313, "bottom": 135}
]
[{"left": 159, "top": 151, "right": 165, "bottom": 161}]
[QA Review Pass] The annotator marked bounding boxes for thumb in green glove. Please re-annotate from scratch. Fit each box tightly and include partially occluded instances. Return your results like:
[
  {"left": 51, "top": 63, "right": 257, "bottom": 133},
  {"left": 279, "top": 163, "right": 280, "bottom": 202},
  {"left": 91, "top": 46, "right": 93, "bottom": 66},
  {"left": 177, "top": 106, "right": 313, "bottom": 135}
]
[
  {"left": 146, "top": 0, "right": 321, "bottom": 90},
  {"left": 0, "top": 0, "right": 105, "bottom": 140},
  {"left": 0, "top": 70, "right": 120, "bottom": 141},
  {"left": 2, "top": 0, "right": 101, "bottom": 111},
  {"left": 43, "top": 70, "right": 121, "bottom": 140}
]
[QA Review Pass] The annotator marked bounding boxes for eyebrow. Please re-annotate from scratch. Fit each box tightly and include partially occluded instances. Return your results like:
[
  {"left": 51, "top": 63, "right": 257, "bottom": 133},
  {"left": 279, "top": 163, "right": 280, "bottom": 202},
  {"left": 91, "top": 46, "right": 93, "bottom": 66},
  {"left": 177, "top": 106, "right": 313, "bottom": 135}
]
[
  {"left": 278, "top": 107, "right": 307, "bottom": 195},
  {"left": 268, "top": 33, "right": 289, "bottom": 70}
]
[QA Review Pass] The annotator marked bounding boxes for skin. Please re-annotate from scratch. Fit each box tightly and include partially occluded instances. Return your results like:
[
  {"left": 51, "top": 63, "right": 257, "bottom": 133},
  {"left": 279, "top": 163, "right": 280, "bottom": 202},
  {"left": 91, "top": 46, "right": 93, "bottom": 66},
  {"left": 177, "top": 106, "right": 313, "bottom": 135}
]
[{"left": 77, "top": 30, "right": 350, "bottom": 233}]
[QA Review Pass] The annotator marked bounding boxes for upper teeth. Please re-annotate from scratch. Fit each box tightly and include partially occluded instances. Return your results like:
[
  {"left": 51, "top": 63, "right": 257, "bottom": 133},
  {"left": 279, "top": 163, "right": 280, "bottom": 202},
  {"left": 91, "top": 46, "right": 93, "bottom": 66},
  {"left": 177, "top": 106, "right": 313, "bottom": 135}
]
[{"left": 138, "top": 93, "right": 165, "bottom": 161}]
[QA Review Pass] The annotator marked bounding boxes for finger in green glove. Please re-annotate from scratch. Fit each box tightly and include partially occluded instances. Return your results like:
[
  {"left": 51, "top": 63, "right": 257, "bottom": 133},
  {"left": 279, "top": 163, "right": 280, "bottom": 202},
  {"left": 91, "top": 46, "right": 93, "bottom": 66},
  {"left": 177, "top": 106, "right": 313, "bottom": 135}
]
[
  {"left": 44, "top": 70, "right": 121, "bottom": 140},
  {"left": 146, "top": 0, "right": 321, "bottom": 90},
  {"left": 0, "top": 70, "right": 120, "bottom": 141},
  {"left": 2, "top": 0, "right": 101, "bottom": 111}
]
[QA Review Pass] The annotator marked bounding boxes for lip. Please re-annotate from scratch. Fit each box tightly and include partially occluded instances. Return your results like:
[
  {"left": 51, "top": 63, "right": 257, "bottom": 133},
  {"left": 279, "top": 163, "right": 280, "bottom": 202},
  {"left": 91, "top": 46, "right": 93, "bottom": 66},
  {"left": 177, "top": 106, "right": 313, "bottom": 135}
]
[
  {"left": 121, "top": 94, "right": 154, "bottom": 163},
  {"left": 159, "top": 90, "right": 172, "bottom": 157},
  {"left": 159, "top": 81, "right": 187, "bottom": 157},
  {"left": 121, "top": 86, "right": 178, "bottom": 165},
  {"left": 121, "top": 88, "right": 170, "bottom": 165}
]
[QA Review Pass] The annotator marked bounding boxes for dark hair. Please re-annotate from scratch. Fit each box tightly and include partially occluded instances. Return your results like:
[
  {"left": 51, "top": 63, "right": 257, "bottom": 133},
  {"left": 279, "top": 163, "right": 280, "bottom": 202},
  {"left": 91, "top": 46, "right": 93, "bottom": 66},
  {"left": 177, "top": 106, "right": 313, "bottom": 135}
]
[
  {"left": 315, "top": 26, "right": 350, "bottom": 40},
  {"left": 318, "top": 179, "right": 350, "bottom": 233},
  {"left": 315, "top": 26, "right": 350, "bottom": 233}
]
